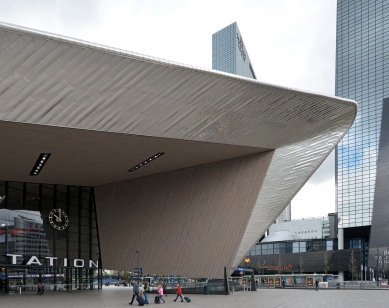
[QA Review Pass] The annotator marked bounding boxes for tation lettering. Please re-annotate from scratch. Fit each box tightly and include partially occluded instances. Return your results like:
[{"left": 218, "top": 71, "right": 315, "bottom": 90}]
[{"left": 6, "top": 254, "right": 98, "bottom": 268}]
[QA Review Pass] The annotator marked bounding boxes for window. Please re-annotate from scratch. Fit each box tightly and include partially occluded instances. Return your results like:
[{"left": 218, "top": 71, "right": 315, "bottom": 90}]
[
  {"left": 299, "top": 242, "right": 306, "bottom": 252},
  {"left": 293, "top": 242, "right": 299, "bottom": 253}
]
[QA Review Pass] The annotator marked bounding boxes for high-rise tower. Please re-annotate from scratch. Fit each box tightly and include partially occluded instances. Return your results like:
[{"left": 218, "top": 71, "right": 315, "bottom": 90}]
[
  {"left": 212, "top": 22, "right": 256, "bottom": 79},
  {"left": 336, "top": 0, "right": 389, "bottom": 277}
]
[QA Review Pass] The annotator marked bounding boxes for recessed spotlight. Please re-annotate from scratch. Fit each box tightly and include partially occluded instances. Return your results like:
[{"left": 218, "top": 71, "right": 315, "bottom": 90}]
[
  {"left": 29, "top": 153, "right": 51, "bottom": 176},
  {"left": 128, "top": 153, "right": 165, "bottom": 172}
]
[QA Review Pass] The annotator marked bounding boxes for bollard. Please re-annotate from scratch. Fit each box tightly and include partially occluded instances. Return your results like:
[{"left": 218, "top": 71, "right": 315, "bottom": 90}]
[
  {"left": 232, "top": 286, "right": 234, "bottom": 294},
  {"left": 19, "top": 286, "right": 22, "bottom": 294}
]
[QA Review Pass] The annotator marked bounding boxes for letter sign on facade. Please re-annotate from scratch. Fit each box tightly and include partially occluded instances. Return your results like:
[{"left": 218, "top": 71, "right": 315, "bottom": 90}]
[
  {"left": 45, "top": 257, "right": 58, "bottom": 266},
  {"left": 6, "top": 254, "right": 22, "bottom": 264},
  {"left": 26, "top": 256, "right": 42, "bottom": 266},
  {"left": 74, "top": 259, "right": 84, "bottom": 268},
  {"left": 5, "top": 254, "right": 98, "bottom": 268}
]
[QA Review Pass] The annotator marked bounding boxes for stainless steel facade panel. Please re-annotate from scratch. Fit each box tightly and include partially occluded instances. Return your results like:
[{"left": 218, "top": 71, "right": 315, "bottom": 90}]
[
  {"left": 94, "top": 152, "right": 273, "bottom": 278},
  {"left": 0, "top": 22, "right": 356, "bottom": 150},
  {"left": 235, "top": 111, "right": 356, "bottom": 265}
]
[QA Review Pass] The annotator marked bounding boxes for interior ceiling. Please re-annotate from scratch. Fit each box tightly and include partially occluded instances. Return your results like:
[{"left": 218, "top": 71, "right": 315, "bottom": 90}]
[{"left": 0, "top": 121, "right": 270, "bottom": 187}]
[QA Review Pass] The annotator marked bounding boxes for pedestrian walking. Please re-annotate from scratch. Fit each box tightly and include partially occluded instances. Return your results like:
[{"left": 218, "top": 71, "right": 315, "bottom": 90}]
[
  {"left": 163, "top": 281, "right": 168, "bottom": 296},
  {"left": 143, "top": 282, "right": 150, "bottom": 305},
  {"left": 173, "top": 284, "right": 183, "bottom": 302},
  {"left": 282, "top": 279, "right": 285, "bottom": 289},
  {"left": 37, "top": 282, "right": 42, "bottom": 295},
  {"left": 129, "top": 280, "right": 140, "bottom": 305},
  {"left": 158, "top": 285, "right": 165, "bottom": 304},
  {"left": 315, "top": 279, "right": 319, "bottom": 291},
  {"left": 41, "top": 282, "right": 45, "bottom": 295}
]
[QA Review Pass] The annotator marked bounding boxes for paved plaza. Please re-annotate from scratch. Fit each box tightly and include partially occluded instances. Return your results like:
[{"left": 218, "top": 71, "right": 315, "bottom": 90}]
[{"left": 1, "top": 287, "right": 389, "bottom": 308}]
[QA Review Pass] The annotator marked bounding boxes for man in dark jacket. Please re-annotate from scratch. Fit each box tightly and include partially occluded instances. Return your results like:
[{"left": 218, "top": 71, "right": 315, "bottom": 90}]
[
  {"left": 129, "top": 280, "right": 140, "bottom": 305},
  {"left": 163, "top": 281, "right": 167, "bottom": 296}
]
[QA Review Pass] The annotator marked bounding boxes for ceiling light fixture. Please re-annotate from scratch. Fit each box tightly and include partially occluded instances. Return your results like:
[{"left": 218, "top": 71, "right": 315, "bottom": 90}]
[
  {"left": 128, "top": 152, "right": 165, "bottom": 172},
  {"left": 29, "top": 153, "right": 51, "bottom": 176}
]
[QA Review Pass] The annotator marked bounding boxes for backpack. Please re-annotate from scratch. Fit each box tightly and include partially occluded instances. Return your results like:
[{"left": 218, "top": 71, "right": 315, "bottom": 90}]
[{"left": 144, "top": 285, "right": 149, "bottom": 293}]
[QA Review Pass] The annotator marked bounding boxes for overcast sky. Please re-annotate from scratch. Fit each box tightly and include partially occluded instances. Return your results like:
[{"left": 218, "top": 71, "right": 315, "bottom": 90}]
[{"left": 0, "top": 0, "right": 339, "bottom": 219}]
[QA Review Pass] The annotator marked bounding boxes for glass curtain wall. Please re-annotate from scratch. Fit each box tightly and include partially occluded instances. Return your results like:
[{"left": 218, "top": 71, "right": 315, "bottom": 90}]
[
  {"left": 0, "top": 181, "right": 102, "bottom": 293},
  {"left": 336, "top": 0, "right": 389, "bottom": 228}
]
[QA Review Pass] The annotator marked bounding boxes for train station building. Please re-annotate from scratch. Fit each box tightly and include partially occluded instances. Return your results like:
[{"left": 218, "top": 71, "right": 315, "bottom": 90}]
[{"left": 0, "top": 22, "right": 356, "bottom": 292}]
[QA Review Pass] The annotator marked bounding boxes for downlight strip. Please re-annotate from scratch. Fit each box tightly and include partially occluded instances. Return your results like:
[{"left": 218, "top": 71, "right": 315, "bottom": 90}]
[
  {"left": 128, "top": 153, "right": 165, "bottom": 172},
  {"left": 29, "top": 153, "right": 51, "bottom": 176}
]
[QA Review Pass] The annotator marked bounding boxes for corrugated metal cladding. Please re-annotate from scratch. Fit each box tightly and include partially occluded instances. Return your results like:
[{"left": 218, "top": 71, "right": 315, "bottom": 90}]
[
  {"left": 0, "top": 22, "right": 357, "bottom": 277},
  {"left": 0, "top": 22, "right": 355, "bottom": 150},
  {"left": 95, "top": 152, "right": 273, "bottom": 278}
]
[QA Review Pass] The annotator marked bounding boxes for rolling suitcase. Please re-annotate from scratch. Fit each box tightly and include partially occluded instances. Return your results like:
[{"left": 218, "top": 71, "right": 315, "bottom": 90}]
[
  {"left": 184, "top": 296, "right": 191, "bottom": 303},
  {"left": 136, "top": 295, "right": 145, "bottom": 306},
  {"left": 154, "top": 296, "right": 160, "bottom": 304}
]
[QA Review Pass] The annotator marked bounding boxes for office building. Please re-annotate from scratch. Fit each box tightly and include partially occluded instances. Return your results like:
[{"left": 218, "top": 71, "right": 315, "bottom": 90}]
[
  {"left": 262, "top": 212, "right": 337, "bottom": 242},
  {"left": 268, "top": 217, "right": 324, "bottom": 241},
  {"left": 212, "top": 22, "right": 256, "bottom": 79},
  {"left": 336, "top": 0, "right": 389, "bottom": 275}
]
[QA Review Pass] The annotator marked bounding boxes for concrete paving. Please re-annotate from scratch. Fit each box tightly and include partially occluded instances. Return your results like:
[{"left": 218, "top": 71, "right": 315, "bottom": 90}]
[{"left": 1, "top": 286, "right": 389, "bottom": 308}]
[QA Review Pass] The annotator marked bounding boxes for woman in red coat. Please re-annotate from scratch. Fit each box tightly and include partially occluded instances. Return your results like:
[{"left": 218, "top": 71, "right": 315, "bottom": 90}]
[{"left": 173, "top": 284, "right": 183, "bottom": 302}]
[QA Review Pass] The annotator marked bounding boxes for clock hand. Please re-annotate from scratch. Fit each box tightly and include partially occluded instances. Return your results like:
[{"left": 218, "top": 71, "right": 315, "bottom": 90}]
[
  {"left": 53, "top": 214, "right": 62, "bottom": 222},
  {"left": 59, "top": 209, "right": 61, "bottom": 221}
]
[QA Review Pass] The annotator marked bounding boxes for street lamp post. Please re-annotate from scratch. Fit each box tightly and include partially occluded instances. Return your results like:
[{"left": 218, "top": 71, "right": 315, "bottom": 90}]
[
  {"left": 376, "top": 248, "right": 379, "bottom": 286},
  {"left": 262, "top": 260, "right": 266, "bottom": 276},
  {"left": 136, "top": 251, "right": 140, "bottom": 282}
]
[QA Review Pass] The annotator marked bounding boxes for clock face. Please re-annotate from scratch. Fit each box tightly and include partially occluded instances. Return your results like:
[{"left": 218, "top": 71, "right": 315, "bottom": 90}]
[{"left": 48, "top": 209, "right": 69, "bottom": 230}]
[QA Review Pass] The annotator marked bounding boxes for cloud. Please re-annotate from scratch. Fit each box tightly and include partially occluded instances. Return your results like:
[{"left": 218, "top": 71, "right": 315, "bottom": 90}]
[
  {"left": 292, "top": 177, "right": 335, "bottom": 219},
  {"left": 0, "top": 0, "right": 103, "bottom": 34}
]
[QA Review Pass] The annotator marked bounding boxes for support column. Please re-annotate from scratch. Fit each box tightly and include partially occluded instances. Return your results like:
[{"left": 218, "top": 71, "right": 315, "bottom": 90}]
[{"left": 338, "top": 228, "right": 344, "bottom": 282}]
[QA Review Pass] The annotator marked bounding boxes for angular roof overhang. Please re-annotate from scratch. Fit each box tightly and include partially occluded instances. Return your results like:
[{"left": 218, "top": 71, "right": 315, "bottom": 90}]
[{"left": 0, "top": 22, "right": 357, "bottom": 187}]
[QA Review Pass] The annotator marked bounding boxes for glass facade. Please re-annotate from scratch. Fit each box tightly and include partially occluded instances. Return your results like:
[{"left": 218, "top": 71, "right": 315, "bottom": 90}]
[
  {"left": 336, "top": 0, "right": 389, "bottom": 228},
  {"left": 248, "top": 239, "right": 338, "bottom": 256},
  {"left": 0, "top": 181, "right": 102, "bottom": 293},
  {"left": 212, "top": 22, "right": 256, "bottom": 79}
]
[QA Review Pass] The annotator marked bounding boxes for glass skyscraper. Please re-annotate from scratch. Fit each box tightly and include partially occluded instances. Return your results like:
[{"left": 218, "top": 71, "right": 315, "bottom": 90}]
[
  {"left": 336, "top": 0, "right": 389, "bottom": 228},
  {"left": 336, "top": 0, "right": 389, "bottom": 270},
  {"left": 212, "top": 22, "right": 256, "bottom": 79}
]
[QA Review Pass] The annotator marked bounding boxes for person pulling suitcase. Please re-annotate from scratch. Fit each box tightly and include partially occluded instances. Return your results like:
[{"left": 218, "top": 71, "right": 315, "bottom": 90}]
[{"left": 173, "top": 284, "right": 183, "bottom": 302}]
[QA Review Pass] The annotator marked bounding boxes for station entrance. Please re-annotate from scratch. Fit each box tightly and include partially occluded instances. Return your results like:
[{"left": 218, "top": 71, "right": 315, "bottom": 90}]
[{"left": 1, "top": 266, "right": 102, "bottom": 294}]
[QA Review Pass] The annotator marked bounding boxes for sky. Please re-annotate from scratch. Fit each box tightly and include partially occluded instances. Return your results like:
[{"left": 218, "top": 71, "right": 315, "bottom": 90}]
[{"left": 0, "top": 0, "right": 339, "bottom": 219}]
